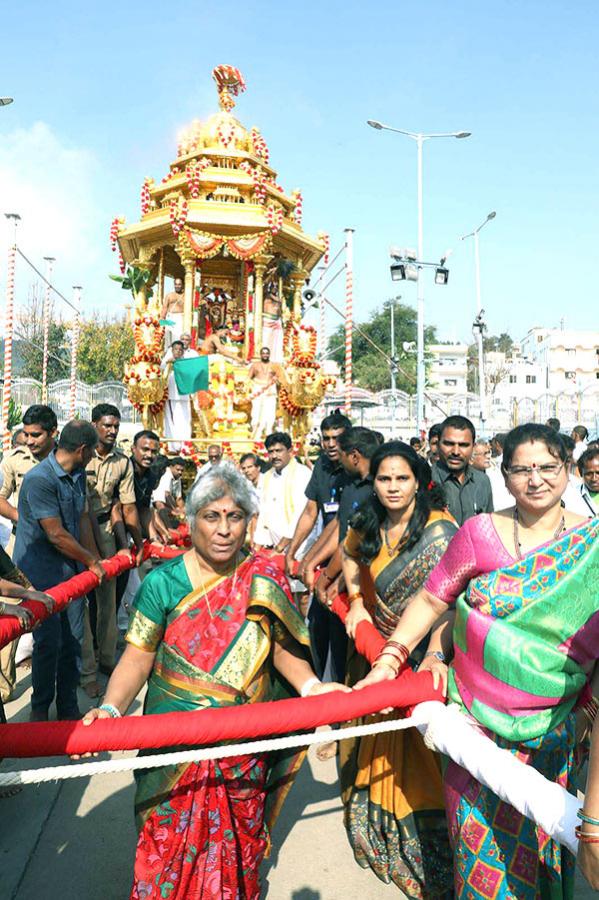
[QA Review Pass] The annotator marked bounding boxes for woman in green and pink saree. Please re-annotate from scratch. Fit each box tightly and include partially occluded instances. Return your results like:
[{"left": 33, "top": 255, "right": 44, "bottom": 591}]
[
  {"left": 355, "top": 423, "right": 599, "bottom": 898},
  {"left": 83, "top": 462, "right": 346, "bottom": 900}
]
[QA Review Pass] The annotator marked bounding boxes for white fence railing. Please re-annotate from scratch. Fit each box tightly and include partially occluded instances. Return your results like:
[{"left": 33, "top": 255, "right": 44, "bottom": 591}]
[{"left": 1, "top": 378, "right": 139, "bottom": 425}]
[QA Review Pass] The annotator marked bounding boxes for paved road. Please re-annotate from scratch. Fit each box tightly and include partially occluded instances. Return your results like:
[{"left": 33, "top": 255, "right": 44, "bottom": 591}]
[{"left": 1, "top": 667, "right": 596, "bottom": 899}]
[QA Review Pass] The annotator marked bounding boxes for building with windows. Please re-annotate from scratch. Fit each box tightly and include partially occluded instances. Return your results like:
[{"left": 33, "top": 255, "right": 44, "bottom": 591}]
[
  {"left": 428, "top": 343, "right": 469, "bottom": 396},
  {"left": 519, "top": 327, "right": 599, "bottom": 391}
]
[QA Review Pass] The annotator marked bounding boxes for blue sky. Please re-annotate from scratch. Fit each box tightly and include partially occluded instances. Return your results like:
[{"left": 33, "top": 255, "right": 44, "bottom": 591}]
[{"left": 1, "top": 0, "right": 598, "bottom": 346}]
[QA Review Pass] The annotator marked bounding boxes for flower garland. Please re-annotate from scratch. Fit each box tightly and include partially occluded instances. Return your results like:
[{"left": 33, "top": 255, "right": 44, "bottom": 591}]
[
  {"left": 318, "top": 231, "right": 330, "bottom": 265},
  {"left": 132, "top": 315, "right": 165, "bottom": 359},
  {"left": 140, "top": 178, "right": 153, "bottom": 216},
  {"left": 292, "top": 324, "right": 318, "bottom": 365},
  {"left": 170, "top": 196, "right": 188, "bottom": 236},
  {"left": 109, "top": 216, "right": 126, "bottom": 274},
  {"left": 239, "top": 161, "right": 267, "bottom": 205},
  {"left": 185, "top": 158, "right": 210, "bottom": 199},
  {"left": 217, "top": 120, "right": 235, "bottom": 148},
  {"left": 291, "top": 189, "right": 303, "bottom": 225},
  {"left": 250, "top": 127, "right": 270, "bottom": 164},
  {"left": 278, "top": 385, "right": 303, "bottom": 419},
  {"left": 161, "top": 166, "right": 181, "bottom": 185},
  {"left": 124, "top": 358, "right": 162, "bottom": 384},
  {"left": 266, "top": 204, "right": 283, "bottom": 235}
]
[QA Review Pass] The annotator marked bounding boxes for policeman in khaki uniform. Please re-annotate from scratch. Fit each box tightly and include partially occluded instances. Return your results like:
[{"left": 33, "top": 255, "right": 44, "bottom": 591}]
[
  {"left": 0, "top": 405, "right": 58, "bottom": 701},
  {"left": 82, "top": 404, "right": 144, "bottom": 697}
]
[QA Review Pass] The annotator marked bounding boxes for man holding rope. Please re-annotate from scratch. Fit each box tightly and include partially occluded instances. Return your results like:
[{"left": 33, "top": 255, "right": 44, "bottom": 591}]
[
  {"left": 0, "top": 404, "right": 57, "bottom": 700},
  {"left": 81, "top": 404, "right": 144, "bottom": 699},
  {"left": 14, "top": 420, "right": 107, "bottom": 721}
]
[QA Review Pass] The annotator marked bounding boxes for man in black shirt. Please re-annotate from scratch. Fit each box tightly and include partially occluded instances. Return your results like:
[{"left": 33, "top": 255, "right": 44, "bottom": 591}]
[
  {"left": 300, "top": 427, "right": 379, "bottom": 683},
  {"left": 285, "top": 412, "right": 351, "bottom": 574},
  {"left": 431, "top": 416, "right": 493, "bottom": 526},
  {"left": 130, "top": 430, "right": 170, "bottom": 543}
]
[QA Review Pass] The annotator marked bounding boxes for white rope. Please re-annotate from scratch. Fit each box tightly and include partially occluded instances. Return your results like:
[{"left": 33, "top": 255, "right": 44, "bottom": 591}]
[
  {"left": 0, "top": 701, "right": 582, "bottom": 854},
  {"left": 0, "top": 707, "right": 428, "bottom": 787}
]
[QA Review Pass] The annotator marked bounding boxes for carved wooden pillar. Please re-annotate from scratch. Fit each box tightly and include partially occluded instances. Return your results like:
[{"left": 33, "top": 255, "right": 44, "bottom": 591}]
[
  {"left": 253, "top": 260, "right": 266, "bottom": 356},
  {"left": 182, "top": 253, "right": 195, "bottom": 333}
]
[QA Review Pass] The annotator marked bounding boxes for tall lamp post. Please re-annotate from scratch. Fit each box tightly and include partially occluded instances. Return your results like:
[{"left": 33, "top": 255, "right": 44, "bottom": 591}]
[
  {"left": 367, "top": 120, "right": 470, "bottom": 432},
  {"left": 461, "top": 211, "right": 496, "bottom": 432}
]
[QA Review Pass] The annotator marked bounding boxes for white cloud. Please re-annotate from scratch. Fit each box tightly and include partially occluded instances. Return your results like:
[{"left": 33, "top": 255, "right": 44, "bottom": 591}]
[{"left": 0, "top": 122, "right": 107, "bottom": 335}]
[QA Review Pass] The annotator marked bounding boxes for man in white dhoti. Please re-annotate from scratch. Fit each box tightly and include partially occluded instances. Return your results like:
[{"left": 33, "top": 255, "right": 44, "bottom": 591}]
[
  {"left": 262, "top": 288, "right": 285, "bottom": 362},
  {"left": 161, "top": 277, "right": 185, "bottom": 346},
  {"left": 160, "top": 341, "right": 192, "bottom": 452},
  {"left": 248, "top": 347, "right": 279, "bottom": 439}
]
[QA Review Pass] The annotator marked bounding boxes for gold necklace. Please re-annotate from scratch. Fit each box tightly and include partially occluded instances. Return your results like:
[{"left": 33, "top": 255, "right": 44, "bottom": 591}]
[
  {"left": 197, "top": 553, "right": 239, "bottom": 619},
  {"left": 383, "top": 520, "right": 406, "bottom": 554},
  {"left": 512, "top": 508, "right": 565, "bottom": 560}
]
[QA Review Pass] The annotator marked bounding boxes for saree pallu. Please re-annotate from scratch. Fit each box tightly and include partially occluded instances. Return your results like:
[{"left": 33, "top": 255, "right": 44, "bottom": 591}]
[
  {"left": 127, "top": 550, "right": 310, "bottom": 900},
  {"left": 447, "top": 519, "right": 599, "bottom": 899},
  {"left": 341, "top": 514, "right": 457, "bottom": 898}
]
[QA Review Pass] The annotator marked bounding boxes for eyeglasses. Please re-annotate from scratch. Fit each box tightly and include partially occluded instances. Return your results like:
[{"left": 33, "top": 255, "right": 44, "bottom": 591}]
[{"left": 505, "top": 462, "right": 564, "bottom": 482}]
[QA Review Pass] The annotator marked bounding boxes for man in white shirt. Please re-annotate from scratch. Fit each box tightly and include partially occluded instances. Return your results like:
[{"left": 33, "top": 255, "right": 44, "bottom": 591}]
[
  {"left": 253, "top": 432, "right": 313, "bottom": 553},
  {"left": 152, "top": 457, "right": 186, "bottom": 528},
  {"left": 572, "top": 425, "right": 589, "bottom": 462}
]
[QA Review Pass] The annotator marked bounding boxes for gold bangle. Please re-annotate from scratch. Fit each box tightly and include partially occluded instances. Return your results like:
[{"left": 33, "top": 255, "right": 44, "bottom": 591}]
[
  {"left": 347, "top": 591, "right": 364, "bottom": 605},
  {"left": 373, "top": 657, "right": 400, "bottom": 676}
]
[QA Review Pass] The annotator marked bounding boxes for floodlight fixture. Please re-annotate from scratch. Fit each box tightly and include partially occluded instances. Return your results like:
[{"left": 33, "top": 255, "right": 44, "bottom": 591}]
[
  {"left": 434, "top": 267, "right": 449, "bottom": 285},
  {"left": 405, "top": 262, "right": 419, "bottom": 282},
  {"left": 367, "top": 119, "right": 384, "bottom": 130},
  {"left": 0, "top": 97, "right": 14, "bottom": 107},
  {"left": 390, "top": 262, "right": 406, "bottom": 282}
]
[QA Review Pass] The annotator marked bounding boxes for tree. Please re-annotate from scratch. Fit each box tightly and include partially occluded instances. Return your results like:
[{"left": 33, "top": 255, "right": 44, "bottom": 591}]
[
  {"left": 327, "top": 300, "right": 436, "bottom": 393},
  {"left": 77, "top": 314, "right": 135, "bottom": 383},
  {"left": 14, "top": 291, "right": 71, "bottom": 381}
]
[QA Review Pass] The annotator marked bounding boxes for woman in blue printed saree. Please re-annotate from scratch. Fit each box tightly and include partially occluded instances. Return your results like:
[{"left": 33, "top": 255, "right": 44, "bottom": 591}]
[
  {"left": 355, "top": 424, "right": 599, "bottom": 899},
  {"left": 83, "top": 462, "right": 345, "bottom": 900}
]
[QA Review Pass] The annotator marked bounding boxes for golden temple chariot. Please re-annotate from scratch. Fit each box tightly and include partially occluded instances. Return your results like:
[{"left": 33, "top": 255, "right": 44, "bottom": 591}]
[{"left": 115, "top": 65, "right": 333, "bottom": 451}]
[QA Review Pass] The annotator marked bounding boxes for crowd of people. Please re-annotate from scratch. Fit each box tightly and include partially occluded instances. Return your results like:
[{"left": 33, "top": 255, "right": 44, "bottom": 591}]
[{"left": 1, "top": 403, "right": 599, "bottom": 899}]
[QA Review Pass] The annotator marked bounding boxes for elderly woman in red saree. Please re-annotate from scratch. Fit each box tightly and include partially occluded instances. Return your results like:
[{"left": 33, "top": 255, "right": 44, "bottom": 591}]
[
  {"left": 356, "top": 424, "right": 599, "bottom": 899},
  {"left": 83, "top": 461, "right": 345, "bottom": 899}
]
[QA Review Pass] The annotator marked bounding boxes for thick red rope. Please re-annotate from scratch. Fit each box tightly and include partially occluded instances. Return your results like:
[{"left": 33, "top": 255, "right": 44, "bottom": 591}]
[
  {"left": 0, "top": 670, "right": 442, "bottom": 758},
  {"left": 0, "top": 542, "right": 185, "bottom": 651}
]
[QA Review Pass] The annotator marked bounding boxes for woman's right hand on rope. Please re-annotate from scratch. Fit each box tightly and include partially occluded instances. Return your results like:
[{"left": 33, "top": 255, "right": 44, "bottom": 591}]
[
  {"left": 71, "top": 707, "right": 114, "bottom": 760},
  {"left": 344, "top": 599, "right": 373, "bottom": 639}
]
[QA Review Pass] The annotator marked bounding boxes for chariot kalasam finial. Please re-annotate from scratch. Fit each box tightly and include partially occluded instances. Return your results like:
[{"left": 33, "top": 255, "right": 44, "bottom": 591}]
[{"left": 212, "top": 65, "right": 247, "bottom": 112}]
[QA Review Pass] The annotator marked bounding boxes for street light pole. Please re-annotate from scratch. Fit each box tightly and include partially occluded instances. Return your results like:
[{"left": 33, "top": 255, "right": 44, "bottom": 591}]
[
  {"left": 461, "top": 211, "right": 496, "bottom": 434},
  {"left": 416, "top": 135, "right": 425, "bottom": 434},
  {"left": 367, "top": 120, "right": 471, "bottom": 433}
]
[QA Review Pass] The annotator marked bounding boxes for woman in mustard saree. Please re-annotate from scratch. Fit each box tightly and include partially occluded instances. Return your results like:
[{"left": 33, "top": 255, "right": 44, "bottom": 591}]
[
  {"left": 83, "top": 462, "right": 345, "bottom": 900},
  {"left": 356, "top": 424, "right": 599, "bottom": 899},
  {"left": 340, "top": 442, "right": 457, "bottom": 898}
]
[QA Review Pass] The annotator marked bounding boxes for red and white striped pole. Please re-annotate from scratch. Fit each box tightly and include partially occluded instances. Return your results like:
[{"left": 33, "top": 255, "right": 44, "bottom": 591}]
[
  {"left": 344, "top": 228, "right": 354, "bottom": 416},
  {"left": 2, "top": 213, "right": 21, "bottom": 451},
  {"left": 69, "top": 286, "right": 82, "bottom": 419},
  {"left": 41, "top": 256, "right": 55, "bottom": 404}
]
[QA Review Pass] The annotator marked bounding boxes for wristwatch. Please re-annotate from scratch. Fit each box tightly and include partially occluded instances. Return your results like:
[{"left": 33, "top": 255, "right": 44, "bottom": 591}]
[{"left": 423, "top": 650, "right": 446, "bottom": 663}]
